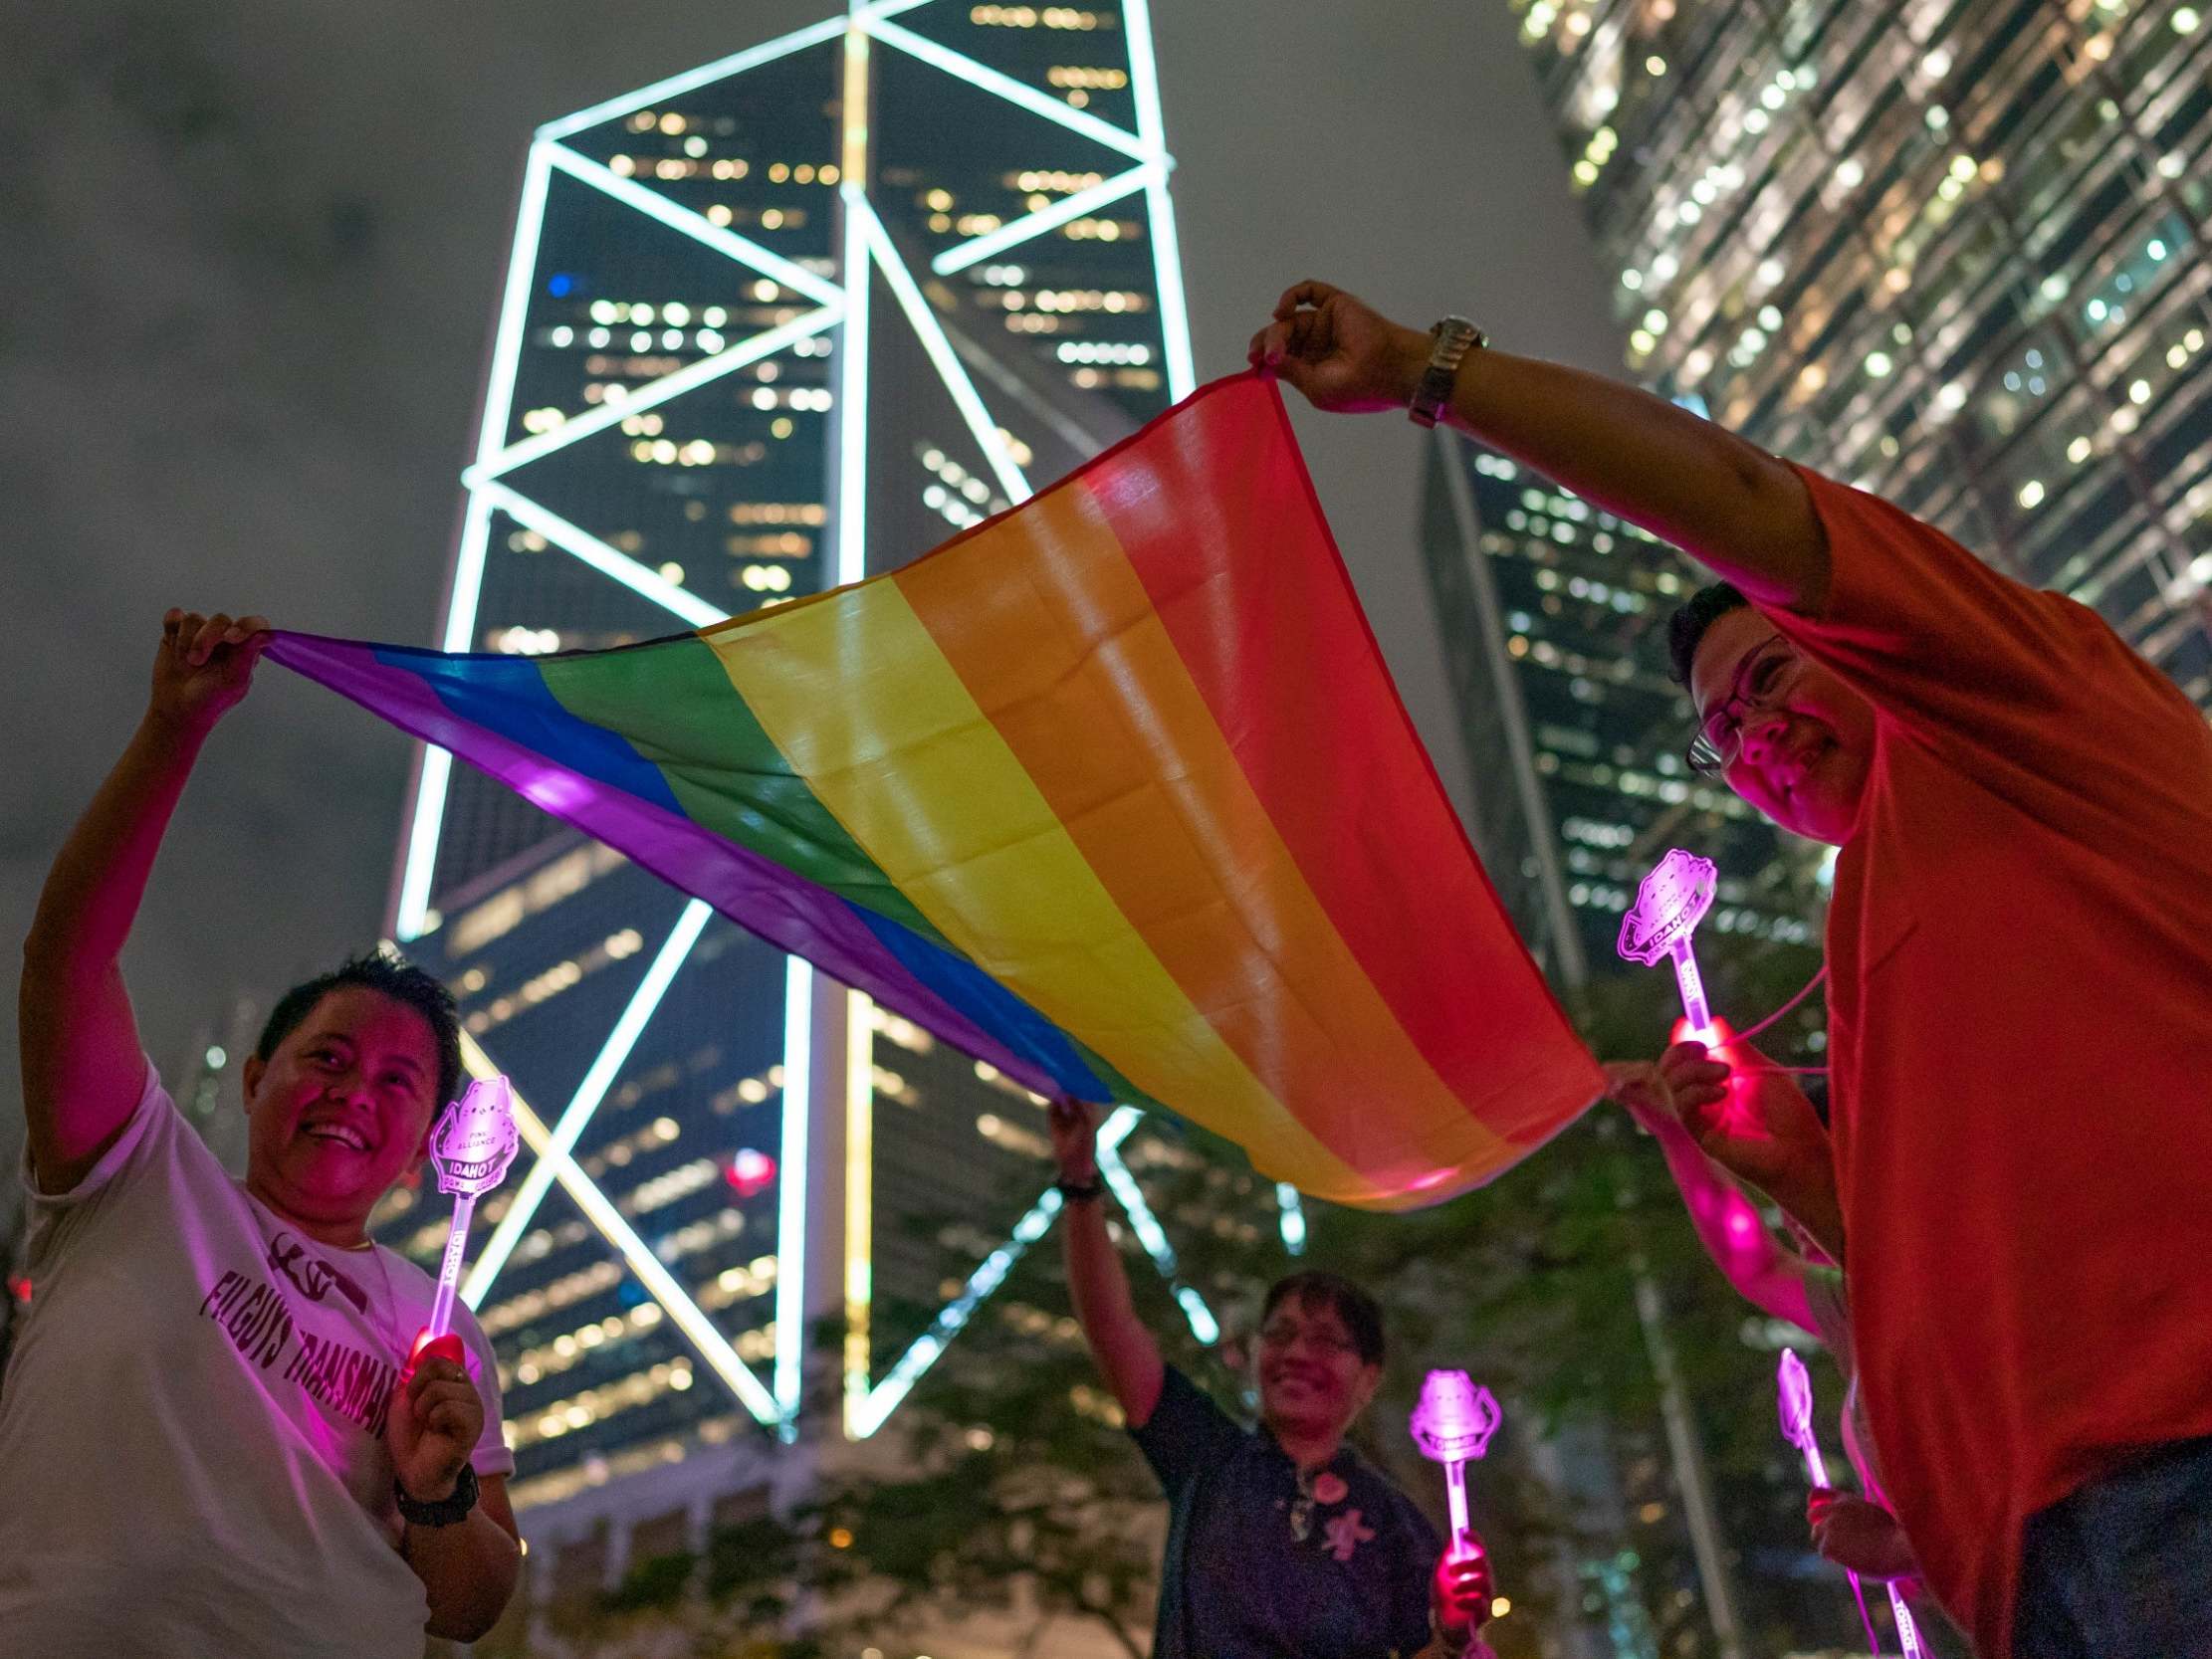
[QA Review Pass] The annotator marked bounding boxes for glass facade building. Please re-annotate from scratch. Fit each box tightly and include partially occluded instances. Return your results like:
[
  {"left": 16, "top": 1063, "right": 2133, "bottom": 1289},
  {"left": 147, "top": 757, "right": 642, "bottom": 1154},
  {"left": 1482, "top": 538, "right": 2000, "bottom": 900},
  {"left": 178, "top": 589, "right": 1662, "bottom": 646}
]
[
  {"left": 1422, "top": 433, "right": 1829, "bottom": 988},
  {"left": 372, "top": 4, "right": 1229, "bottom": 1576},
  {"left": 1508, "top": 0, "right": 2212, "bottom": 702},
  {"left": 1416, "top": 3, "right": 2212, "bottom": 1653}
]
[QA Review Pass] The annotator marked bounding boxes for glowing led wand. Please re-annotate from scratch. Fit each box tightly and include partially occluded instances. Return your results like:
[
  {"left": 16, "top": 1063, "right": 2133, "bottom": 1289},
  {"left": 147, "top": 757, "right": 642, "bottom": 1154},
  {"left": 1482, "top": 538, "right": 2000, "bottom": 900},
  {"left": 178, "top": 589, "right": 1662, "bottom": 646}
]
[
  {"left": 421, "top": 1074, "right": 522, "bottom": 1348},
  {"left": 1779, "top": 1351, "right": 1920, "bottom": 1657},
  {"left": 1410, "top": 1369, "right": 1501, "bottom": 1565},
  {"left": 1619, "top": 849, "right": 1721, "bottom": 1044}
]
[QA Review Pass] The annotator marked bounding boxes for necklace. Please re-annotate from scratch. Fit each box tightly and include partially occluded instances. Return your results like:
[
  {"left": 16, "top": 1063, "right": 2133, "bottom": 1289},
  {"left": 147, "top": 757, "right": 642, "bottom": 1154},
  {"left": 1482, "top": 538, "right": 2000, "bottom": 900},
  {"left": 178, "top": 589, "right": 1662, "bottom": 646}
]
[{"left": 1290, "top": 1470, "right": 1317, "bottom": 1542}]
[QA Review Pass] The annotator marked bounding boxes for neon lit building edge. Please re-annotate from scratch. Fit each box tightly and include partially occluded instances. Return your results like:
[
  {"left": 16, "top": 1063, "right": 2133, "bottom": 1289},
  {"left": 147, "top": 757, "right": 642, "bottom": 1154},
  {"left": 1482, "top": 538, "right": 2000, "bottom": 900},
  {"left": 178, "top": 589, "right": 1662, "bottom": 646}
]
[{"left": 404, "top": 0, "right": 1204, "bottom": 1455}]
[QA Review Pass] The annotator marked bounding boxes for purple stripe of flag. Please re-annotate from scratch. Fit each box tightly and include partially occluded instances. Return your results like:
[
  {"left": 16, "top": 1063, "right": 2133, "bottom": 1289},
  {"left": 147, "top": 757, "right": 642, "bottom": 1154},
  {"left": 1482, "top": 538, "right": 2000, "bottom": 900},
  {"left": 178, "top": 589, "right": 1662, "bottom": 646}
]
[{"left": 267, "top": 631, "right": 1074, "bottom": 1101}]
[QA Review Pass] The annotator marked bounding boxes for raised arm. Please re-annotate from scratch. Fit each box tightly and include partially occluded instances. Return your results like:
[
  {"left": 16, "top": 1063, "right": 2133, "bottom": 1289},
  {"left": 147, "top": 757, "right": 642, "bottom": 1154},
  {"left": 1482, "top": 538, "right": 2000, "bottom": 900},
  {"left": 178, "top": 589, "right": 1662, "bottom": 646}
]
[
  {"left": 1248, "top": 282, "right": 1830, "bottom": 614},
  {"left": 1608, "top": 1065, "right": 1818, "bottom": 1331},
  {"left": 20, "top": 610, "right": 270, "bottom": 1192},
  {"left": 1048, "top": 1100, "right": 1165, "bottom": 1428},
  {"left": 1606, "top": 1038, "right": 1844, "bottom": 1267}
]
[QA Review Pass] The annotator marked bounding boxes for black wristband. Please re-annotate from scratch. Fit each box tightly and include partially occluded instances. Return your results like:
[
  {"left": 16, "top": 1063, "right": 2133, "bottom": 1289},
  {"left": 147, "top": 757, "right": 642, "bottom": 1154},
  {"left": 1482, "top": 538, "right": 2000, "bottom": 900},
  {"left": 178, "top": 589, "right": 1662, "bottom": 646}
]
[
  {"left": 396, "top": 1462, "right": 480, "bottom": 1528},
  {"left": 1054, "top": 1174, "right": 1106, "bottom": 1202}
]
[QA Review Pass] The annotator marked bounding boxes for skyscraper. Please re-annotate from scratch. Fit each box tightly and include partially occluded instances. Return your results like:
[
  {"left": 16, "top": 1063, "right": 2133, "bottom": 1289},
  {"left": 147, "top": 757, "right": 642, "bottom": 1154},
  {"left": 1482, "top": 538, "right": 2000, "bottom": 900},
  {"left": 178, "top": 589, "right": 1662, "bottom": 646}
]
[
  {"left": 1424, "top": 5, "right": 2209, "bottom": 1654},
  {"left": 1509, "top": 0, "right": 2212, "bottom": 703},
  {"left": 1421, "top": 435, "right": 1828, "bottom": 988},
  {"left": 371, "top": 3, "right": 1239, "bottom": 1612}
]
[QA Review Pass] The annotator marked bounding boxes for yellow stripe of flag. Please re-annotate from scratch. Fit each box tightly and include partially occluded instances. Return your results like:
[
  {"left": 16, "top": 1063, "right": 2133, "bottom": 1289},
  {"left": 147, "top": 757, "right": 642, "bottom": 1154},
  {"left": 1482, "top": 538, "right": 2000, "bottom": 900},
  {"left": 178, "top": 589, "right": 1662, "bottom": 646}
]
[{"left": 705, "top": 577, "right": 1372, "bottom": 1200}]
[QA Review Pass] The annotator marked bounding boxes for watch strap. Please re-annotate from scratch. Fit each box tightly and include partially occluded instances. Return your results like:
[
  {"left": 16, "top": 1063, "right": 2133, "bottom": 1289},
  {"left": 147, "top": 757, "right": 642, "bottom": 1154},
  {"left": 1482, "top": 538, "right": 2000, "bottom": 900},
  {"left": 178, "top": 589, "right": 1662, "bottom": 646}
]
[
  {"left": 395, "top": 1461, "right": 480, "bottom": 1528},
  {"left": 1410, "top": 316, "right": 1486, "bottom": 428},
  {"left": 1054, "top": 1174, "right": 1106, "bottom": 1203}
]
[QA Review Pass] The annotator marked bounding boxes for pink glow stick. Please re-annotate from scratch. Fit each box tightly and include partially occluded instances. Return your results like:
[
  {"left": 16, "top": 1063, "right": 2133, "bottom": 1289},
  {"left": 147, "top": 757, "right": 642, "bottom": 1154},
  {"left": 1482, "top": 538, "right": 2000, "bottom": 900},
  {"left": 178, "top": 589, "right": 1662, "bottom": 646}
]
[
  {"left": 1779, "top": 1351, "right": 1914, "bottom": 1656},
  {"left": 1884, "top": 1580, "right": 1927, "bottom": 1657},
  {"left": 1619, "top": 849, "right": 1721, "bottom": 1044},
  {"left": 1410, "top": 1369, "right": 1501, "bottom": 1562},
  {"left": 421, "top": 1075, "right": 522, "bottom": 1347}
]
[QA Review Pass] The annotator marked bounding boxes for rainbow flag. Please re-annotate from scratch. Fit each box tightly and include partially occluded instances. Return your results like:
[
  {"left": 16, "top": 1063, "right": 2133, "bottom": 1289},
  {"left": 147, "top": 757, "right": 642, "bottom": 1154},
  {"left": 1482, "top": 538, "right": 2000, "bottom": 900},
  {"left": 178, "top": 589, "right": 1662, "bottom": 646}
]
[{"left": 271, "top": 375, "right": 1599, "bottom": 1208}]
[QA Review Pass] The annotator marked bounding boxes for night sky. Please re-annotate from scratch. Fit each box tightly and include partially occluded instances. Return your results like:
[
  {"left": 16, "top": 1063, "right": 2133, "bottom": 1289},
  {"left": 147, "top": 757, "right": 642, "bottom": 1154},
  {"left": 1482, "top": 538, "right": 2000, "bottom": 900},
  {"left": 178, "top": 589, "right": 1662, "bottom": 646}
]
[{"left": 1, "top": 0, "right": 1623, "bottom": 1205}]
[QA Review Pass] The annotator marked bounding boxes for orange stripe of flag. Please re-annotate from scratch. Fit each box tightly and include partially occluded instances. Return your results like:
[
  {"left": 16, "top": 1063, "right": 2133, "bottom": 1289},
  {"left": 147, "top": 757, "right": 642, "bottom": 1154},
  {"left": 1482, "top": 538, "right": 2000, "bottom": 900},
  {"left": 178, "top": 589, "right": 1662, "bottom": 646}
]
[
  {"left": 895, "top": 470, "right": 1520, "bottom": 1200},
  {"left": 708, "top": 566, "right": 1373, "bottom": 1202},
  {"left": 1085, "top": 378, "right": 1604, "bottom": 1146}
]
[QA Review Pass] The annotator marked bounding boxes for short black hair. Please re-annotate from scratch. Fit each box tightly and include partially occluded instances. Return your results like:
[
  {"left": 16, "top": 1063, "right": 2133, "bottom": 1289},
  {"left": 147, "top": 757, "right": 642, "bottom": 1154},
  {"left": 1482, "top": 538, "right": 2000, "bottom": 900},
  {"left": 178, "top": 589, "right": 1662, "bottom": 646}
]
[
  {"left": 1260, "top": 1271, "right": 1386, "bottom": 1367},
  {"left": 1665, "top": 580, "right": 1751, "bottom": 688},
  {"left": 255, "top": 947, "right": 461, "bottom": 1110}
]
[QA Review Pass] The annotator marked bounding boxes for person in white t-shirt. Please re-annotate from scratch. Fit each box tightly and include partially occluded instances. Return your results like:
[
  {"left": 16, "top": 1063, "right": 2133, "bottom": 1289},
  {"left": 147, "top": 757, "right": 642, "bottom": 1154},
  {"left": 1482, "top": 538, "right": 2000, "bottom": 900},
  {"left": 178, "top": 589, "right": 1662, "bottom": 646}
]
[{"left": 3, "top": 608, "right": 522, "bottom": 1656}]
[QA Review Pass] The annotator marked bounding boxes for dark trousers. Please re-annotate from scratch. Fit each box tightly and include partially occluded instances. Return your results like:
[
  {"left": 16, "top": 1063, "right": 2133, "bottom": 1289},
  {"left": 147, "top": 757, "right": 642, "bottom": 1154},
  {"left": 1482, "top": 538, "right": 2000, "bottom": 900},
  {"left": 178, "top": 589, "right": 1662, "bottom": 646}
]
[{"left": 2013, "top": 1434, "right": 2212, "bottom": 1658}]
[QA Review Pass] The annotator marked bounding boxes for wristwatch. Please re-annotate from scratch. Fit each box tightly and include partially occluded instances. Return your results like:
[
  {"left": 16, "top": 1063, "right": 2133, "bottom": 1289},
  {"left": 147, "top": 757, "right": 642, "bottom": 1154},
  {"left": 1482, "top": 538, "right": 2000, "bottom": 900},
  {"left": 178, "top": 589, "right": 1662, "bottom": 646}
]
[
  {"left": 1409, "top": 315, "right": 1486, "bottom": 428},
  {"left": 1054, "top": 1174, "right": 1106, "bottom": 1202},
  {"left": 395, "top": 1463, "right": 480, "bottom": 1528}
]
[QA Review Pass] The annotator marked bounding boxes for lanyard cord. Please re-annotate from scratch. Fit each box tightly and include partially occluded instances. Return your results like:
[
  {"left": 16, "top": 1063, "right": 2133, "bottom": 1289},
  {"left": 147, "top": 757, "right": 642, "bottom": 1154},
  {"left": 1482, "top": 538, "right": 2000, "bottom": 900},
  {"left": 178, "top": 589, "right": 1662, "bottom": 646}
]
[{"left": 1726, "top": 965, "right": 1831, "bottom": 1077}]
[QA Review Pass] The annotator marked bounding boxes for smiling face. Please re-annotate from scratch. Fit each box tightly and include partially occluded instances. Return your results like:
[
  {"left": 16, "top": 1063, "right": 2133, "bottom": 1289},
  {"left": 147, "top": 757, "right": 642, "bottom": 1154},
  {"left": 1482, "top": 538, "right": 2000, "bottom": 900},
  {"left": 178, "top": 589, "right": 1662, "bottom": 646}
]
[
  {"left": 1255, "top": 1289, "right": 1383, "bottom": 1444},
  {"left": 1688, "top": 606, "right": 1878, "bottom": 845},
  {"left": 242, "top": 986, "right": 444, "bottom": 1244}
]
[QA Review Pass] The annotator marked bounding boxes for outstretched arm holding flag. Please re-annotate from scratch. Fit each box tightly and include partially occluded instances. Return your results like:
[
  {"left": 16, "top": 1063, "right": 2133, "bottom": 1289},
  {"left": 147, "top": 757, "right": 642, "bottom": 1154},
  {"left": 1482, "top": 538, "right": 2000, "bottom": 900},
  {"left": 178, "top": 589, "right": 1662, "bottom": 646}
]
[
  {"left": 1253, "top": 273, "right": 2212, "bottom": 1659},
  {"left": 1052, "top": 1100, "right": 1495, "bottom": 1659},
  {"left": 3, "top": 611, "right": 519, "bottom": 1655}
]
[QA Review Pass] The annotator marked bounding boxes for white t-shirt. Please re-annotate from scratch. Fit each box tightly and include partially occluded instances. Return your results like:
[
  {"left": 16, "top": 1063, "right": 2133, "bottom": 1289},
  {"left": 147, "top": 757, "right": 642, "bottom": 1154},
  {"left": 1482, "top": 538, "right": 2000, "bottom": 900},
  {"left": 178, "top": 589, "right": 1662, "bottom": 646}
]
[{"left": 0, "top": 1062, "right": 513, "bottom": 1658}]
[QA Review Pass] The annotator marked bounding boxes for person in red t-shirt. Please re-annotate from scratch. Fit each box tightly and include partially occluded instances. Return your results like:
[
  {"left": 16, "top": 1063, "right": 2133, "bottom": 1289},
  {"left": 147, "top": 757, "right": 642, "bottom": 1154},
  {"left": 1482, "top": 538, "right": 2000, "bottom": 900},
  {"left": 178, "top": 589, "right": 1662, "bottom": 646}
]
[{"left": 1251, "top": 283, "right": 2212, "bottom": 1659}]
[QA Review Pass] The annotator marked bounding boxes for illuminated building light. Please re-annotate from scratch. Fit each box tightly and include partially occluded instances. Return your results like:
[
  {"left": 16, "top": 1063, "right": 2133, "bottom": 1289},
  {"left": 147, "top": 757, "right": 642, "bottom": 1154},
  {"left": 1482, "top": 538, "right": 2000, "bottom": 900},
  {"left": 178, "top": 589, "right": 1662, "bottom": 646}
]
[
  {"left": 774, "top": 956, "right": 812, "bottom": 1434},
  {"left": 456, "top": 1031, "right": 780, "bottom": 1426},
  {"left": 536, "top": 18, "right": 848, "bottom": 143},
  {"left": 467, "top": 306, "right": 840, "bottom": 486},
  {"left": 1277, "top": 1182, "right": 1307, "bottom": 1255},
  {"left": 545, "top": 144, "right": 843, "bottom": 311},
  {"left": 464, "top": 901, "right": 714, "bottom": 1303},
  {"left": 834, "top": 182, "right": 871, "bottom": 584},
  {"left": 843, "top": 987, "right": 876, "bottom": 1438},
  {"left": 863, "top": 17, "right": 1148, "bottom": 161},
  {"left": 933, "top": 161, "right": 1157, "bottom": 275},
  {"left": 1090, "top": 1134, "right": 1165, "bottom": 1267},
  {"left": 726, "top": 1147, "right": 777, "bottom": 1197},
  {"left": 1113, "top": 0, "right": 1195, "bottom": 398},
  {"left": 858, "top": 197, "right": 1031, "bottom": 504},
  {"left": 1176, "top": 1287, "right": 1220, "bottom": 1344},
  {"left": 470, "top": 146, "right": 558, "bottom": 517},
  {"left": 847, "top": 1107, "right": 1138, "bottom": 1439},
  {"left": 471, "top": 479, "right": 728, "bottom": 628},
  {"left": 392, "top": 138, "right": 555, "bottom": 940},
  {"left": 417, "top": 0, "right": 1197, "bottom": 1452},
  {"left": 395, "top": 729, "right": 456, "bottom": 943},
  {"left": 1097, "top": 1130, "right": 1218, "bottom": 1345}
]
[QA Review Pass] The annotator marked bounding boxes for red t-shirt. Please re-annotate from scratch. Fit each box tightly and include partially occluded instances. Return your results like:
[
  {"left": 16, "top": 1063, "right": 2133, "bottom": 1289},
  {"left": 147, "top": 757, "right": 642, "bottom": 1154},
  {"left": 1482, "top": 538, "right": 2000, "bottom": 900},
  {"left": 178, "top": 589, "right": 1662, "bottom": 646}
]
[{"left": 1760, "top": 467, "right": 2212, "bottom": 1657}]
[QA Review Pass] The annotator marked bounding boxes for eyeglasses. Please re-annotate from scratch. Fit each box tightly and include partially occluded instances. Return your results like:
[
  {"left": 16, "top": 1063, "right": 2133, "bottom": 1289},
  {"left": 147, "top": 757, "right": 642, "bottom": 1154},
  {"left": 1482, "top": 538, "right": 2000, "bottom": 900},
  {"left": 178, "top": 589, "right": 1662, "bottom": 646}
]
[
  {"left": 1686, "top": 636, "right": 1800, "bottom": 777},
  {"left": 1257, "top": 1320, "right": 1358, "bottom": 1357}
]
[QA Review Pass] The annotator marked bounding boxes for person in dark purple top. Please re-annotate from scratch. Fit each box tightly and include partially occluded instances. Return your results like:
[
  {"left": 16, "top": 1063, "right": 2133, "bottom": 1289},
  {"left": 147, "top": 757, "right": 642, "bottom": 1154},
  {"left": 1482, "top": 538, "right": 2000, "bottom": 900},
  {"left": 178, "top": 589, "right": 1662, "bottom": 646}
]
[{"left": 1051, "top": 1101, "right": 1497, "bottom": 1659}]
